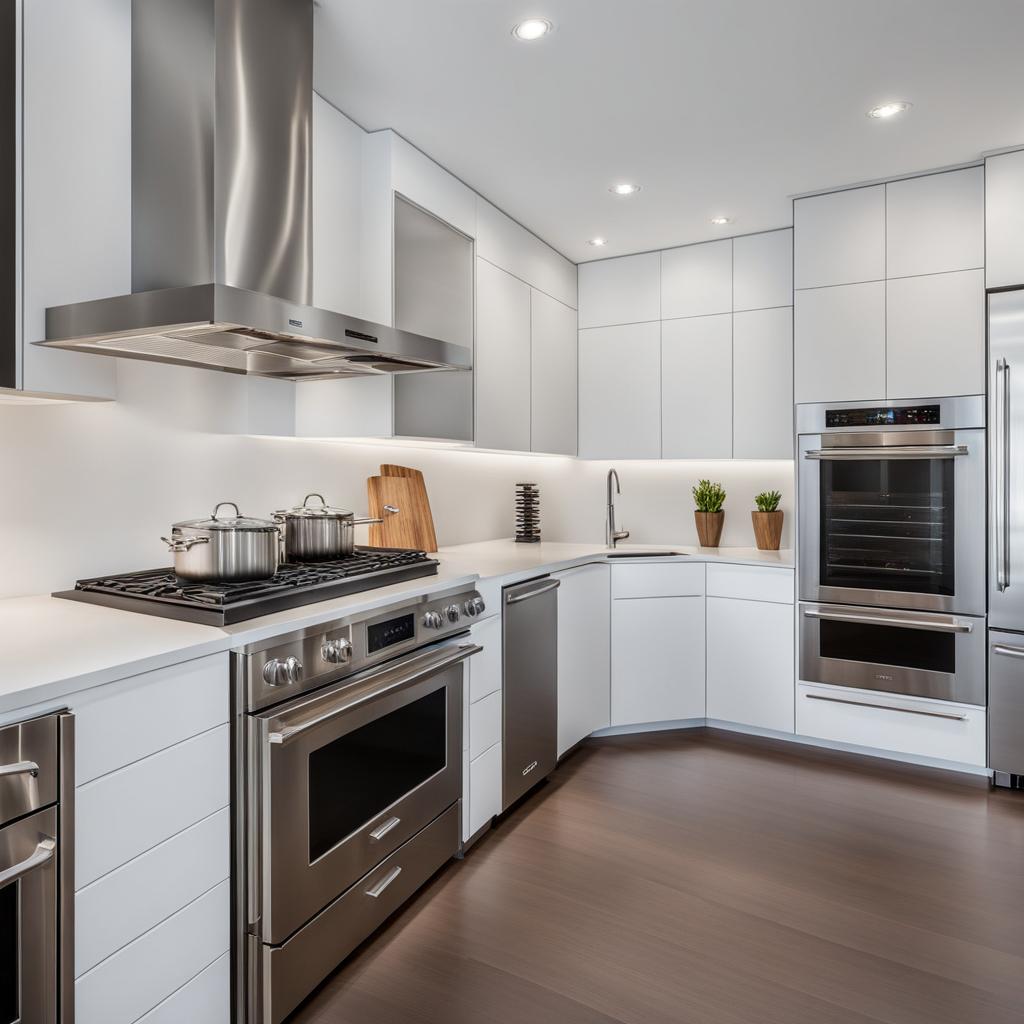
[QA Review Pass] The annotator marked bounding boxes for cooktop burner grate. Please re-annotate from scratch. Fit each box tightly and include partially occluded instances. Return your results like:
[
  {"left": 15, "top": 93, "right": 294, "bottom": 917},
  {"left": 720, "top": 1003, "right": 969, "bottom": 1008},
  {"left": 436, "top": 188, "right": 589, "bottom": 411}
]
[{"left": 55, "top": 548, "right": 440, "bottom": 625}]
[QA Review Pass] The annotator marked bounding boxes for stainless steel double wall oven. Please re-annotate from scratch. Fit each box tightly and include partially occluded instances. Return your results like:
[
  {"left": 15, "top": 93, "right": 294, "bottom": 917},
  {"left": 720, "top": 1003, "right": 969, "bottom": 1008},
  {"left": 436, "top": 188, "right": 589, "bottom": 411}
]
[{"left": 798, "top": 397, "right": 987, "bottom": 705}]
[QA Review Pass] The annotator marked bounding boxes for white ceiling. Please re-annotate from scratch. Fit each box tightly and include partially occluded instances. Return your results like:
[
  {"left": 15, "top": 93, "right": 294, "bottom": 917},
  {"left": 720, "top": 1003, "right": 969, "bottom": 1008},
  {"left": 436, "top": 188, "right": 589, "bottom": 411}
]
[{"left": 313, "top": 0, "right": 1024, "bottom": 263}]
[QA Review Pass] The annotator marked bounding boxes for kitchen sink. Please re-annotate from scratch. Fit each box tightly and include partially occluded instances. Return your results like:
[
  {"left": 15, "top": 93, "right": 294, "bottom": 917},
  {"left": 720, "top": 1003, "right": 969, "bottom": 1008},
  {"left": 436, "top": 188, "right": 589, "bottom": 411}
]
[{"left": 605, "top": 551, "right": 687, "bottom": 558}]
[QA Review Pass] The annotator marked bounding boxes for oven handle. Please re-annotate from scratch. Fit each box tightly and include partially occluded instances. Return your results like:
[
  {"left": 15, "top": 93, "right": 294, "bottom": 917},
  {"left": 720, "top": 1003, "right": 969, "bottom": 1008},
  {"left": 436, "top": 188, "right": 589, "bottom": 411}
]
[
  {"left": 0, "top": 759, "right": 40, "bottom": 779},
  {"left": 803, "top": 693, "right": 967, "bottom": 721},
  {"left": 995, "top": 357, "right": 1011, "bottom": 591},
  {"left": 0, "top": 836, "right": 55, "bottom": 887},
  {"left": 802, "top": 608, "right": 974, "bottom": 634},
  {"left": 266, "top": 643, "right": 482, "bottom": 746},
  {"left": 803, "top": 445, "right": 969, "bottom": 460},
  {"left": 992, "top": 643, "right": 1024, "bottom": 660}
]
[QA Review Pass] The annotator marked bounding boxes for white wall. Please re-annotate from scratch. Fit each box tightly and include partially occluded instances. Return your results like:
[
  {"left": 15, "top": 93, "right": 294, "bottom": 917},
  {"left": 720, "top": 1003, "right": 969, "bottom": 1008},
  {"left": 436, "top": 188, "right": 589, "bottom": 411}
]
[{"left": 0, "top": 362, "right": 793, "bottom": 599}]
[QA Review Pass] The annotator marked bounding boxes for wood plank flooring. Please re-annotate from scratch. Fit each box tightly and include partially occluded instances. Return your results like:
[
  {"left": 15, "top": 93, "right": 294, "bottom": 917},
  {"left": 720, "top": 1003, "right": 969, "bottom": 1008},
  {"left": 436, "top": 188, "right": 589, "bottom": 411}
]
[{"left": 291, "top": 730, "right": 1024, "bottom": 1024}]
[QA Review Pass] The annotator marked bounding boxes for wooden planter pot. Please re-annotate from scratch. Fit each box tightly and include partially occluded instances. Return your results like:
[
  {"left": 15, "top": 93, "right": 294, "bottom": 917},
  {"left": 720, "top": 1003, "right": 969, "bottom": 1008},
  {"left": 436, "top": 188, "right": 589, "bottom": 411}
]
[
  {"left": 751, "top": 511, "right": 784, "bottom": 551},
  {"left": 694, "top": 511, "right": 724, "bottom": 547}
]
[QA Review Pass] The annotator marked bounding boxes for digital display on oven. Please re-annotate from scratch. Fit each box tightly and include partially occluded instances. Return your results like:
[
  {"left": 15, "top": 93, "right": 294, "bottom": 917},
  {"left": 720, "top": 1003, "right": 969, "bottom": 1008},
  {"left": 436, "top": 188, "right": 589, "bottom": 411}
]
[
  {"left": 825, "top": 404, "right": 941, "bottom": 428},
  {"left": 367, "top": 613, "right": 416, "bottom": 654}
]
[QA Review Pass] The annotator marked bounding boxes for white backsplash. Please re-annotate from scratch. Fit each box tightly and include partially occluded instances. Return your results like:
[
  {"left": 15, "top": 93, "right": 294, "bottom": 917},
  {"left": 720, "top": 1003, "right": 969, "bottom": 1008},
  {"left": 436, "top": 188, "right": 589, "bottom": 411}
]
[{"left": 0, "top": 362, "right": 793, "bottom": 599}]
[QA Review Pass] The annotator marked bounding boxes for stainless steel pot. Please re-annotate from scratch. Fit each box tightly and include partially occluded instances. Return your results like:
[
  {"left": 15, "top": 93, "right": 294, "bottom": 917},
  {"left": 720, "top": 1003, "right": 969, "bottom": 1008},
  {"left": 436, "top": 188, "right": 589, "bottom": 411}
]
[
  {"left": 274, "top": 494, "right": 398, "bottom": 562},
  {"left": 162, "top": 501, "right": 281, "bottom": 582}
]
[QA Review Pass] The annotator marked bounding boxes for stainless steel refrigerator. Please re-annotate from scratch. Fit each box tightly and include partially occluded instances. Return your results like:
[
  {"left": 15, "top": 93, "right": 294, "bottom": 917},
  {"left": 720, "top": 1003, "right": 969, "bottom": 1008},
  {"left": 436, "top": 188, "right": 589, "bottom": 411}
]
[{"left": 988, "top": 288, "right": 1024, "bottom": 787}]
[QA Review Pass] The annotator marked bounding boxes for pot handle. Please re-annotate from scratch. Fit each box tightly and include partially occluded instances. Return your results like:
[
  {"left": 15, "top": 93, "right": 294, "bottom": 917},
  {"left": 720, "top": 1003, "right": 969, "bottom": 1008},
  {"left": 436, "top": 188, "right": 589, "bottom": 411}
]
[
  {"left": 211, "top": 501, "right": 241, "bottom": 521},
  {"left": 353, "top": 505, "right": 400, "bottom": 526},
  {"left": 161, "top": 535, "right": 211, "bottom": 553},
  {"left": 302, "top": 493, "right": 328, "bottom": 508}
]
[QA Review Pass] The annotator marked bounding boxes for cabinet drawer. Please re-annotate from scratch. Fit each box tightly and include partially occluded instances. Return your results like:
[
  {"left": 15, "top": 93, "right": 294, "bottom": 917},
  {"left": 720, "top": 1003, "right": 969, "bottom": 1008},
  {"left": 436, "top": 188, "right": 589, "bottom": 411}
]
[
  {"left": 73, "top": 653, "right": 229, "bottom": 786},
  {"left": 469, "top": 614, "right": 502, "bottom": 703},
  {"left": 469, "top": 690, "right": 502, "bottom": 760},
  {"left": 611, "top": 562, "right": 705, "bottom": 599},
  {"left": 469, "top": 742, "right": 502, "bottom": 836},
  {"left": 706, "top": 563, "right": 793, "bottom": 604},
  {"left": 796, "top": 683, "right": 986, "bottom": 766},
  {"left": 76, "top": 725, "right": 230, "bottom": 887},
  {"left": 135, "top": 952, "right": 229, "bottom": 1024}
]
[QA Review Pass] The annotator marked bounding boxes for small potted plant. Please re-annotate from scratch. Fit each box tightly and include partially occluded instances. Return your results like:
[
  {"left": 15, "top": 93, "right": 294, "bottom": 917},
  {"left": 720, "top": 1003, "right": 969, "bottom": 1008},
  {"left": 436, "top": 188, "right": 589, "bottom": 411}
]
[
  {"left": 692, "top": 479, "right": 726, "bottom": 547},
  {"left": 752, "top": 490, "right": 784, "bottom": 551}
]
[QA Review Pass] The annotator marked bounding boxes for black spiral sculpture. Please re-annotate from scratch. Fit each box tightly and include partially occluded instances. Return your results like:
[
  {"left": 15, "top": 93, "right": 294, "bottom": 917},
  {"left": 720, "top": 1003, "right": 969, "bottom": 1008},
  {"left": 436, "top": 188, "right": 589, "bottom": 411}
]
[{"left": 515, "top": 483, "right": 541, "bottom": 544}]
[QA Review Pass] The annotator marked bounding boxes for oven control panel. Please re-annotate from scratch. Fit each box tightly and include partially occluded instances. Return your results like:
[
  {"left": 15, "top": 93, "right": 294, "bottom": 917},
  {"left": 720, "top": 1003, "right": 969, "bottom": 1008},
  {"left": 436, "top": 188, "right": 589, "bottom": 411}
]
[{"left": 825, "top": 404, "right": 941, "bottom": 428}]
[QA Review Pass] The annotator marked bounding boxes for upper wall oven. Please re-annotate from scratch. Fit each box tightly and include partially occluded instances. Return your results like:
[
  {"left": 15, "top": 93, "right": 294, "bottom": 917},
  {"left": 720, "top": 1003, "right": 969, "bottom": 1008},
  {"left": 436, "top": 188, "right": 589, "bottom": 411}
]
[{"left": 797, "top": 397, "right": 986, "bottom": 615}]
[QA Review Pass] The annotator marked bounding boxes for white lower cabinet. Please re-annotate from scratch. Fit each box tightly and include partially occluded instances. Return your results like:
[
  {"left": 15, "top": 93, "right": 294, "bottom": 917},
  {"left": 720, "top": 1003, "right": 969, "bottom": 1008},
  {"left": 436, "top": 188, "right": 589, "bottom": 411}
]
[
  {"left": 463, "top": 614, "right": 503, "bottom": 842},
  {"left": 706, "top": 598, "right": 794, "bottom": 733},
  {"left": 555, "top": 564, "right": 610, "bottom": 756},
  {"left": 468, "top": 742, "right": 502, "bottom": 838}
]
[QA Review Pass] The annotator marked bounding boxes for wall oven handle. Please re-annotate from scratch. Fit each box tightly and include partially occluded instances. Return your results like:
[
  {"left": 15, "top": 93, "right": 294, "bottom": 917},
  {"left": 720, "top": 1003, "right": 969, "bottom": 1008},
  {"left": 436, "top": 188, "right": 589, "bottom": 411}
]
[
  {"left": 992, "top": 643, "right": 1024, "bottom": 660},
  {"left": 364, "top": 865, "right": 402, "bottom": 899},
  {"left": 369, "top": 816, "right": 401, "bottom": 841},
  {"left": 0, "top": 836, "right": 55, "bottom": 887},
  {"left": 803, "top": 445, "right": 969, "bottom": 460},
  {"left": 804, "top": 693, "right": 967, "bottom": 721},
  {"left": 802, "top": 608, "right": 973, "bottom": 633},
  {"left": 266, "top": 643, "right": 482, "bottom": 746},
  {"left": 996, "top": 357, "right": 1011, "bottom": 591},
  {"left": 506, "top": 579, "right": 560, "bottom": 604},
  {"left": 0, "top": 759, "right": 40, "bottom": 779}
]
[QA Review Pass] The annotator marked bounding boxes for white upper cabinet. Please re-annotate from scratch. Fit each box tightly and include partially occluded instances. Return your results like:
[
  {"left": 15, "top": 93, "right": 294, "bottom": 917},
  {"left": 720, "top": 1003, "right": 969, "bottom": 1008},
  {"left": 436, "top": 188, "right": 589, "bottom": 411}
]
[
  {"left": 475, "top": 199, "right": 577, "bottom": 309},
  {"left": 530, "top": 290, "right": 578, "bottom": 456},
  {"left": 794, "top": 281, "right": 885, "bottom": 404},
  {"left": 885, "top": 269, "right": 985, "bottom": 400},
  {"left": 733, "top": 307, "right": 793, "bottom": 459},
  {"left": 578, "top": 253, "right": 661, "bottom": 328},
  {"left": 474, "top": 259, "right": 531, "bottom": 452},
  {"left": 986, "top": 150, "right": 1024, "bottom": 290},
  {"left": 661, "top": 314, "right": 732, "bottom": 459},
  {"left": 733, "top": 229, "right": 793, "bottom": 311},
  {"left": 389, "top": 133, "right": 476, "bottom": 238},
  {"left": 885, "top": 168, "right": 984, "bottom": 279},
  {"left": 793, "top": 185, "right": 885, "bottom": 289},
  {"left": 578, "top": 322, "right": 661, "bottom": 459},
  {"left": 661, "top": 239, "right": 732, "bottom": 320}
]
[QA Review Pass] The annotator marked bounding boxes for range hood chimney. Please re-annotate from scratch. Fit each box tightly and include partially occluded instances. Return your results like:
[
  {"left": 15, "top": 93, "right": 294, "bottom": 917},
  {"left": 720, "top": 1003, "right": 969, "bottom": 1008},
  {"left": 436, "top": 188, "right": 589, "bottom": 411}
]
[{"left": 36, "top": 0, "right": 471, "bottom": 380}]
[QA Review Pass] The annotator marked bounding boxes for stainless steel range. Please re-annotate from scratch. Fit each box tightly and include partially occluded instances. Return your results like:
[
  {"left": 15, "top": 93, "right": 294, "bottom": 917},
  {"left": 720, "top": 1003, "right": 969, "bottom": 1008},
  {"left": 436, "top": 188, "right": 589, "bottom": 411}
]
[{"left": 232, "top": 583, "right": 484, "bottom": 1024}]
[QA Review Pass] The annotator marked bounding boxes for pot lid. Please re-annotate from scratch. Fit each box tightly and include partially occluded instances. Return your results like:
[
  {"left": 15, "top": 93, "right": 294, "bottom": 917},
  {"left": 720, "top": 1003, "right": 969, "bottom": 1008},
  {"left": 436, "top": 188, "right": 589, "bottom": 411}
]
[
  {"left": 174, "top": 501, "right": 279, "bottom": 533},
  {"left": 279, "top": 494, "right": 352, "bottom": 519}
]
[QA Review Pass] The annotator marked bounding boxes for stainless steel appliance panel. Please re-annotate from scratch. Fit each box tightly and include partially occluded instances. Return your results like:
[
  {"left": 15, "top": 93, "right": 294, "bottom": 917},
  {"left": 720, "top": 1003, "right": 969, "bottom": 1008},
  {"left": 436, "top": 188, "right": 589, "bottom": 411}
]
[
  {"left": 989, "top": 631, "right": 1024, "bottom": 781},
  {"left": 800, "top": 602, "right": 986, "bottom": 704},
  {"left": 502, "top": 577, "right": 559, "bottom": 809},
  {"left": 990, "top": 289, "right": 1024, "bottom": 630},
  {"left": 0, "top": 715, "right": 58, "bottom": 828}
]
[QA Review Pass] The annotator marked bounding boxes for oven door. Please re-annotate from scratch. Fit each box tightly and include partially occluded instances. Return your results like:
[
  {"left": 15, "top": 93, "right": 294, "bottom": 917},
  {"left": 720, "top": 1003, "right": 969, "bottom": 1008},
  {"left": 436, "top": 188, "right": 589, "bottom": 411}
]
[
  {"left": 798, "top": 430, "right": 985, "bottom": 613},
  {"left": 799, "top": 602, "right": 985, "bottom": 704},
  {"left": 0, "top": 806, "right": 57, "bottom": 1024},
  {"left": 248, "top": 642, "right": 477, "bottom": 946}
]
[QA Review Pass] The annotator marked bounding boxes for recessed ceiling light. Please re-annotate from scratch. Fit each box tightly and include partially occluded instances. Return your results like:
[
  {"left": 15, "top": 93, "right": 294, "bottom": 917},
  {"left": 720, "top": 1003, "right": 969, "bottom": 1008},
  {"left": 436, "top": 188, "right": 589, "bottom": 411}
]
[
  {"left": 867, "top": 101, "right": 912, "bottom": 120},
  {"left": 512, "top": 18, "right": 552, "bottom": 41},
  {"left": 609, "top": 183, "right": 641, "bottom": 196},
  {"left": 710, "top": 216, "right": 733, "bottom": 226},
  {"left": 587, "top": 237, "right": 607, "bottom": 247}
]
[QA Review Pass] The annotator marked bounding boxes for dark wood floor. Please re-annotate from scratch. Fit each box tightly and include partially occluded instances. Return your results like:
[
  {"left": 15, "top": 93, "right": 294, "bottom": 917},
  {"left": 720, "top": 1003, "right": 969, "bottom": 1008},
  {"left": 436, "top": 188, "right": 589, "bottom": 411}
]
[{"left": 291, "top": 730, "right": 1024, "bottom": 1024}]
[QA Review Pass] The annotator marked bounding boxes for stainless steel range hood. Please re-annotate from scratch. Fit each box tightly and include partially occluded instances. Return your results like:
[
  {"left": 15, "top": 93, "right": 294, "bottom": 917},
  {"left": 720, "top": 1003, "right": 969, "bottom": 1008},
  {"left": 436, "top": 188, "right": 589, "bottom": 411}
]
[{"left": 36, "top": 0, "right": 471, "bottom": 381}]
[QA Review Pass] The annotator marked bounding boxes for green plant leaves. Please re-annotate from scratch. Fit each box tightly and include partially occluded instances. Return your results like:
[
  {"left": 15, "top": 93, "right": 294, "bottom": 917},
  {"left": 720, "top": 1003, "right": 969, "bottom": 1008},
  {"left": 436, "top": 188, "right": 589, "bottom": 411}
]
[
  {"left": 692, "top": 479, "right": 726, "bottom": 513},
  {"left": 754, "top": 489, "right": 782, "bottom": 512}
]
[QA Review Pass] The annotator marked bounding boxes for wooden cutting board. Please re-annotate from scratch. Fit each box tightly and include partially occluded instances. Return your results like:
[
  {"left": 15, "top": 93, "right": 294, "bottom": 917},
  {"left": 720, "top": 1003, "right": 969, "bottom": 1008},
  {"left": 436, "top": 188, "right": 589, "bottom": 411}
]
[{"left": 367, "top": 465, "right": 438, "bottom": 551}]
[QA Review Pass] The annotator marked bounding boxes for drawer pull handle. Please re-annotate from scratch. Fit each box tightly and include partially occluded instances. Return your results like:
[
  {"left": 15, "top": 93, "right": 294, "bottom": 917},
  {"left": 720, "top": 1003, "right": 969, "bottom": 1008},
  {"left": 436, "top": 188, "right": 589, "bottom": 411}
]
[
  {"left": 369, "top": 816, "right": 401, "bottom": 841},
  {"left": 365, "top": 865, "right": 402, "bottom": 899},
  {"left": 804, "top": 693, "right": 967, "bottom": 721},
  {"left": 0, "top": 760, "right": 39, "bottom": 779},
  {"left": 992, "top": 643, "right": 1024, "bottom": 660}
]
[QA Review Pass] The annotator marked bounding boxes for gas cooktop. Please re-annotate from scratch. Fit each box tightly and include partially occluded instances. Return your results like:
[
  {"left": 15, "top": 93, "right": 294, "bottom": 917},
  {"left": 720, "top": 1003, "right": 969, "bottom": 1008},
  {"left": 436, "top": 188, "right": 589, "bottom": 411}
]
[{"left": 54, "top": 548, "right": 440, "bottom": 625}]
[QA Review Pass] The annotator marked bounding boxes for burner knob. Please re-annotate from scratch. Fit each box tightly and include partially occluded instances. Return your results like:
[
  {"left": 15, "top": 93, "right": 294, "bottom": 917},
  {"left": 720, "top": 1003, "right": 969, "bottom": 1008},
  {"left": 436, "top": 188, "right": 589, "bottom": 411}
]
[
  {"left": 422, "top": 611, "right": 444, "bottom": 629},
  {"left": 263, "top": 655, "right": 303, "bottom": 687},
  {"left": 463, "top": 596, "right": 485, "bottom": 617},
  {"left": 321, "top": 638, "right": 352, "bottom": 665},
  {"left": 444, "top": 604, "right": 461, "bottom": 622}
]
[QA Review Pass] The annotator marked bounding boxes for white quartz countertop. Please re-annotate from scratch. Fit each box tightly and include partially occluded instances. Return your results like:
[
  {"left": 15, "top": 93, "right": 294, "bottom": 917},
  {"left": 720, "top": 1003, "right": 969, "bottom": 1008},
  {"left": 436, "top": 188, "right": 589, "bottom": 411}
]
[{"left": 0, "top": 540, "right": 792, "bottom": 716}]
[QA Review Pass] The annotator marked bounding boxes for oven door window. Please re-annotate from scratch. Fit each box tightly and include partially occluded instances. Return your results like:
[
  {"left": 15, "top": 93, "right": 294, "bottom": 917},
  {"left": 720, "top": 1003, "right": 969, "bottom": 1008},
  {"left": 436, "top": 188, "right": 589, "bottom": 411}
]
[
  {"left": 820, "top": 618, "right": 956, "bottom": 674},
  {"left": 307, "top": 687, "right": 448, "bottom": 863},
  {"left": 820, "top": 457, "right": 954, "bottom": 597},
  {"left": 0, "top": 881, "right": 17, "bottom": 1024}
]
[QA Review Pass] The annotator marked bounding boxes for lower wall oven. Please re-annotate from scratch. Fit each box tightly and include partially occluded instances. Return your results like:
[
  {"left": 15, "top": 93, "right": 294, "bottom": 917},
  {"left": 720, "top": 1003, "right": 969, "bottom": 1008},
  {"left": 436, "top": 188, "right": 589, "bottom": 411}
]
[
  {"left": 233, "top": 585, "right": 484, "bottom": 1024},
  {"left": 799, "top": 602, "right": 986, "bottom": 705}
]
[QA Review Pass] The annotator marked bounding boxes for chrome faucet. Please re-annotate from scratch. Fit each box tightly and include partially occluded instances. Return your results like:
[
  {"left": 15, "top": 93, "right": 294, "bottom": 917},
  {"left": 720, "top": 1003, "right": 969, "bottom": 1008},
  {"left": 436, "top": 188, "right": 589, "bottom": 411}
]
[{"left": 606, "top": 468, "right": 630, "bottom": 548}]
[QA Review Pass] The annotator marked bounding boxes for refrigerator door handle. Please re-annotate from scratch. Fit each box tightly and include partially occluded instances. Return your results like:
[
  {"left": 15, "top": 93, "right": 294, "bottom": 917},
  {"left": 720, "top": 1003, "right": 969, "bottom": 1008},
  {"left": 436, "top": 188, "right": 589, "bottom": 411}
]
[{"left": 996, "top": 358, "right": 1011, "bottom": 592}]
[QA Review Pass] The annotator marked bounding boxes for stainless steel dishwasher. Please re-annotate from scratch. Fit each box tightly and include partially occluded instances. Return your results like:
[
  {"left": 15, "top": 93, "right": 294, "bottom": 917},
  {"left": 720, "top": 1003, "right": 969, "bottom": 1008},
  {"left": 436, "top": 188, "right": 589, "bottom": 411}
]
[{"left": 502, "top": 576, "right": 560, "bottom": 809}]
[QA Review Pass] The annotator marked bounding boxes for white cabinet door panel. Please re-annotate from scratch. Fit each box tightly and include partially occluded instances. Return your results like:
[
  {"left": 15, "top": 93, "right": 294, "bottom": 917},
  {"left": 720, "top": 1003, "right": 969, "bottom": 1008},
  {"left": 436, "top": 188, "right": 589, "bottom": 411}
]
[
  {"left": 578, "top": 253, "right": 661, "bottom": 328},
  {"left": 390, "top": 133, "right": 476, "bottom": 238},
  {"left": 733, "top": 229, "right": 793, "bottom": 311},
  {"left": 578, "top": 323, "right": 662, "bottom": 459},
  {"left": 662, "top": 314, "right": 732, "bottom": 459},
  {"left": 706, "top": 563, "right": 794, "bottom": 604},
  {"left": 134, "top": 952, "right": 229, "bottom": 1024},
  {"left": 468, "top": 614, "right": 502, "bottom": 704},
  {"left": 475, "top": 258, "right": 531, "bottom": 451},
  {"left": 885, "top": 270, "right": 985, "bottom": 400},
  {"left": 794, "top": 185, "right": 885, "bottom": 289},
  {"left": 556, "top": 564, "right": 611, "bottom": 756},
  {"left": 986, "top": 150, "right": 1024, "bottom": 290},
  {"left": 733, "top": 307, "right": 793, "bottom": 459},
  {"left": 611, "top": 562, "right": 706, "bottom": 600},
  {"left": 531, "top": 289, "right": 578, "bottom": 455},
  {"left": 469, "top": 690, "right": 502, "bottom": 760},
  {"left": 885, "top": 168, "right": 984, "bottom": 279},
  {"left": 661, "top": 239, "right": 732, "bottom": 320},
  {"left": 468, "top": 742, "right": 501, "bottom": 836},
  {"left": 794, "top": 282, "right": 885, "bottom": 404},
  {"left": 707, "top": 598, "right": 794, "bottom": 733},
  {"left": 611, "top": 597, "right": 705, "bottom": 726}
]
